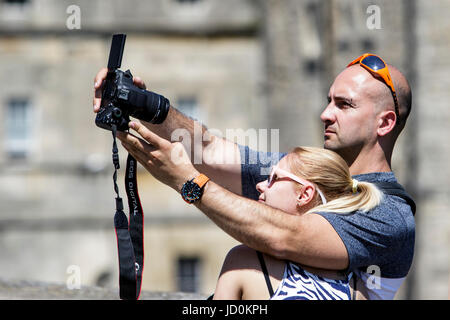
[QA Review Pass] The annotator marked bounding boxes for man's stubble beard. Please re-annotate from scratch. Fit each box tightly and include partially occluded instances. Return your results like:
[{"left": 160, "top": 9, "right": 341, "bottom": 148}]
[{"left": 324, "top": 138, "right": 364, "bottom": 169}]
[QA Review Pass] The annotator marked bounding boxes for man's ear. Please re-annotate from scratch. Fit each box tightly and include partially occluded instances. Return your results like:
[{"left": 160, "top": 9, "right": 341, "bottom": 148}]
[
  {"left": 377, "top": 110, "right": 396, "bottom": 137},
  {"left": 296, "top": 185, "right": 316, "bottom": 206}
]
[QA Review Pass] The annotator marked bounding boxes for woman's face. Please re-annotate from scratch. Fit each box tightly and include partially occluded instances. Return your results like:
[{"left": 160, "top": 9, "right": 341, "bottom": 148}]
[{"left": 256, "top": 158, "right": 305, "bottom": 215}]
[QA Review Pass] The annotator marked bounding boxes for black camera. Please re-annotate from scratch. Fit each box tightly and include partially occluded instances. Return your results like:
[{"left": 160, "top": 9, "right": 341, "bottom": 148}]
[{"left": 95, "top": 34, "right": 170, "bottom": 131}]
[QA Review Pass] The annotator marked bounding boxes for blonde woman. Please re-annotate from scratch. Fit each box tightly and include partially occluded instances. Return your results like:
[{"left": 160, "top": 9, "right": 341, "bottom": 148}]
[{"left": 213, "top": 147, "right": 382, "bottom": 300}]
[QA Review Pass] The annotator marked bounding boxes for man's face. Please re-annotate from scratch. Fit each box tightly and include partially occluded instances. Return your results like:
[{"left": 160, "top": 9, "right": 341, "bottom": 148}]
[{"left": 320, "top": 66, "right": 379, "bottom": 157}]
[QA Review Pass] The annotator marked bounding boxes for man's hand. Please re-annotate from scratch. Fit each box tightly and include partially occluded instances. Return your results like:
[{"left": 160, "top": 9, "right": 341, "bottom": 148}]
[
  {"left": 92, "top": 67, "right": 147, "bottom": 113},
  {"left": 92, "top": 67, "right": 243, "bottom": 195},
  {"left": 117, "top": 121, "right": 200, "bottom": 193}
]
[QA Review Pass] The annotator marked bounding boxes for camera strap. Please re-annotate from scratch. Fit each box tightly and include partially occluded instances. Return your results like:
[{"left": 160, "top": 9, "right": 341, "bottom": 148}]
[{"left": 111, "top": 125, "right": 144, "bottom": 300}]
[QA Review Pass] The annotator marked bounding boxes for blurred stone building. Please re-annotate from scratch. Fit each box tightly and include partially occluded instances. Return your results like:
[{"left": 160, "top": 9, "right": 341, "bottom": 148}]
[{"left": 0, "top": 0, "right": 448, "bottom": 299}]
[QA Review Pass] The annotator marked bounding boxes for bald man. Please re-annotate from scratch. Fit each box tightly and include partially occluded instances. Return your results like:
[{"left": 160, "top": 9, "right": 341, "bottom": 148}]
[
  {"left": 92, "top": 53, "right": 415, "bottom": 299},
  {"left": 322, "top": 63, "right": 412, "bottom": 174}
]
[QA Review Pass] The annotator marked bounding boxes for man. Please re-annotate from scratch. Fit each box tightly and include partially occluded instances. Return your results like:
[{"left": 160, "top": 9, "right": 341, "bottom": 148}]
[{"left": 92, "top": 53, "right": 415, "bottom": 299}]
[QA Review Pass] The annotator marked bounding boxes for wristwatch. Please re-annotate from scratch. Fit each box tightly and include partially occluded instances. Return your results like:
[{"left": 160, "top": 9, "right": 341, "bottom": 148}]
[{"left": 181, "top": 174, "right": 210, "bottom": 204}]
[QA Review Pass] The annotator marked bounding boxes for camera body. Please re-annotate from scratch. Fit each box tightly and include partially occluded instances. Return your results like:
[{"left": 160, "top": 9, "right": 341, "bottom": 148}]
[{"left": 95, "top": 34, "right": 170, "bottom": 132}]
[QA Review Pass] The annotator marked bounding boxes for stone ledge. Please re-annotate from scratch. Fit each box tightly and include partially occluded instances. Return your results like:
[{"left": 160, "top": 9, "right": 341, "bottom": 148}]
[{"left": 0, "top": 278, "right": 207, "bottom": 300}]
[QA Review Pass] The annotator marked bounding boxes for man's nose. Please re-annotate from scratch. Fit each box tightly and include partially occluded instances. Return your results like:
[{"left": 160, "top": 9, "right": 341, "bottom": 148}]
[{"left": 320, "top": 104, "right": 335, "bottom": 124}]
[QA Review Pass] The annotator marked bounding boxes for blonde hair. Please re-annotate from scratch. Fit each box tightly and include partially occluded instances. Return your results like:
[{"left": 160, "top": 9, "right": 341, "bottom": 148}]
[{"left": 286, "top": 147, "right": 383, "bottom": 214}]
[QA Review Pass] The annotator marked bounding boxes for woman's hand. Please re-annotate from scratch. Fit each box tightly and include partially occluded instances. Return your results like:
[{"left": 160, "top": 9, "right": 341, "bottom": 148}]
[{"left": 117, "top": 121, "right": 200, "bottom": 192}]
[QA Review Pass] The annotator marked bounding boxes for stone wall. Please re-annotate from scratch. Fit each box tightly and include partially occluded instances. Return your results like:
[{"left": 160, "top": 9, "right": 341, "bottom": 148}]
[
  {"left": 0, "top": 0, "right": 448, "bottom": 299},
  {"left": 0, "top": 278, "right": 206, "bottom": 299}
]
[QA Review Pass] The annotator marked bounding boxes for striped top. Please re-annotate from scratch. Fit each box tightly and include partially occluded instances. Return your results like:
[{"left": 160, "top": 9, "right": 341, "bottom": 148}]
[{"left": 271, "top": 262, "right": 352, "bottom": 300}]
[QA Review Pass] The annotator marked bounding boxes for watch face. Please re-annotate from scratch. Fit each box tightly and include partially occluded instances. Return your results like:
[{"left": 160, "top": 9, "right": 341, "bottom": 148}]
[{"left": 181, "top": 180, "right": 202, "bottom": 203}]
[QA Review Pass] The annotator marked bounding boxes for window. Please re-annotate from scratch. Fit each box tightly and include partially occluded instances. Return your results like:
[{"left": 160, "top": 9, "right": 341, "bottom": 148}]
[
  {"left": 4, "top": 98, "right": 33, "bottom": 159},
  {"left": 0, "top": 0, "right": 31, "bottom": 23},
  {"left": 177, "top": 257, "right": 201, "bottom": 293},
  {"left": 175, "top": 0, "right": 202, "bottom": 4},
  {"left": 166, "top": 0, "right": 211, "bottom": 19},
  {"left": 177, "top": 97, "right": 203, "bottom": 121},
  {"left": 2, "top": 0, "right": 29, "bottom": 5}
]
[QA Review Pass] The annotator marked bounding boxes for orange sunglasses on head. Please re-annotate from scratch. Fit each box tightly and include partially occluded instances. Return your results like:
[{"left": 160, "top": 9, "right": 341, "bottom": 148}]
[{"left": 347, "top": 53, "right": 400, "bottom": 126}]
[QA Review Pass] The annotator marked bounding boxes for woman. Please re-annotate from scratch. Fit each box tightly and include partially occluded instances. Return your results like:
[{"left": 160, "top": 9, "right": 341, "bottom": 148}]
[{"left": 213, "top": 146, "right": 382, "bottom": 300}]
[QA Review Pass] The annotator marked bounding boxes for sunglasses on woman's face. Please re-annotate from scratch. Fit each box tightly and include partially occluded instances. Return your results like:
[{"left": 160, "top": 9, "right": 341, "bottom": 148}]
[
  {"left": 268, "top": 165, "right": 327, "bottom": 204},
  {"left": 347, "top": 53, "right": 400, "bottom": 126}
]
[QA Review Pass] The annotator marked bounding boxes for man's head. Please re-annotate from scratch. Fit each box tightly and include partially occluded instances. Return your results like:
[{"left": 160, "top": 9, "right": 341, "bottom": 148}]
[{"left": 320, "top": 54, "right": 412, "bottom": 167}]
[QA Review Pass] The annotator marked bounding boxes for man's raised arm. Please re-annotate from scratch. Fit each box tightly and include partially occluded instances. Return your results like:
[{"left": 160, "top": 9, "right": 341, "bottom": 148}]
[
  {"left": 115, "top": 120, "right": 349, "bottom": 270},
  {"left": 93, "top": 68, "right": 243, "bottom": 194}
]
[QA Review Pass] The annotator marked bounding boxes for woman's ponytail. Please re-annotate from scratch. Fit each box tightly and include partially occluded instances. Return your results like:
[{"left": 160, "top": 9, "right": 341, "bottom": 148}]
[{"left": 346, "top": 179, "right": 384, "bottom": 213}]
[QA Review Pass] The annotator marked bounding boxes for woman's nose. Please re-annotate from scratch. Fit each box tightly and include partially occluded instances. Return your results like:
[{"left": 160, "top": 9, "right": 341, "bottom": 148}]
[{"left": 256, "top": 179, "right": 268, "bottom": 194}]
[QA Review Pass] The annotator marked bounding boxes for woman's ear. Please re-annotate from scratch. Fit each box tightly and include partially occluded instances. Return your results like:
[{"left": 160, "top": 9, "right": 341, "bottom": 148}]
[{"left": 296, "top": 185, "right": 316, "bottom": 206}]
